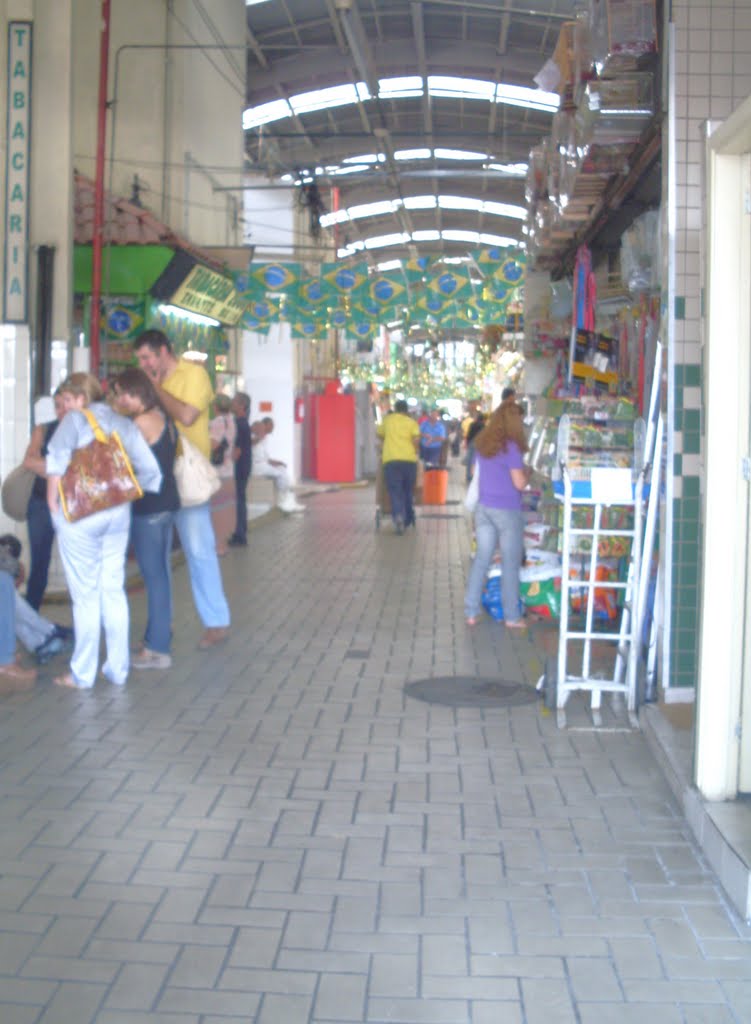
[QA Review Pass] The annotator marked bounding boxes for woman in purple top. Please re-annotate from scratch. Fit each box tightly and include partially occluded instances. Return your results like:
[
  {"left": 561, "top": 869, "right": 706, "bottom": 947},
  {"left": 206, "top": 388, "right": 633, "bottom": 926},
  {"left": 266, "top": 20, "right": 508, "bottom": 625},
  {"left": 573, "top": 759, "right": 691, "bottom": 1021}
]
[{"left": 464, "top": 400, "right": 529, "bottom": 628}]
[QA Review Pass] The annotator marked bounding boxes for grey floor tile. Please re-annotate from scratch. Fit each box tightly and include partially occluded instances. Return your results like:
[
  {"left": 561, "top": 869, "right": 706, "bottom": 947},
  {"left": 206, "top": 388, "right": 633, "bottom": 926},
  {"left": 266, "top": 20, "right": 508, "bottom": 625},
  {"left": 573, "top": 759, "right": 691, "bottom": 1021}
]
[{"left": 0, "top": 483, "right": 747, "bottom": 1024}]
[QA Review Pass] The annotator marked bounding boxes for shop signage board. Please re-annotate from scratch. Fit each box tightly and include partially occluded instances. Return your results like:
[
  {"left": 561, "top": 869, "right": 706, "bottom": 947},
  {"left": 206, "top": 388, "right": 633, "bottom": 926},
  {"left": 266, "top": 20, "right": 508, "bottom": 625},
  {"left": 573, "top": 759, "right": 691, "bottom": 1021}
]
[
  {"left": 169, "top": 264, "right": 245, "bottom": 325},
  {"left": 4, "top": 22, "right": 32, "bottom": 323}
]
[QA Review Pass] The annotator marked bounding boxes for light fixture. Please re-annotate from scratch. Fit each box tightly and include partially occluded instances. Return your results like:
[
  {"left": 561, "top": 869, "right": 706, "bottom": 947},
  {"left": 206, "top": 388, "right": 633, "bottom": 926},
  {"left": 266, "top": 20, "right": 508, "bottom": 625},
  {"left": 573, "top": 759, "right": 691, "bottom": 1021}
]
[{"left": 158, "top": 304, "right": 220, "bottom": 328}]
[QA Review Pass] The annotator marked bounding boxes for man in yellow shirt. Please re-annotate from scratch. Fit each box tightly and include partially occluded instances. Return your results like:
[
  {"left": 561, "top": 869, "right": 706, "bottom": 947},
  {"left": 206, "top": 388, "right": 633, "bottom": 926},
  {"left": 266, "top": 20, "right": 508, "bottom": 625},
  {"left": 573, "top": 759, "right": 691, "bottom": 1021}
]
[
  {"left": 376, "top": 399, "right": 420, "bottom": 534},
  {"left": 135, "top": 329, "right": 230, "bottom": 649}
]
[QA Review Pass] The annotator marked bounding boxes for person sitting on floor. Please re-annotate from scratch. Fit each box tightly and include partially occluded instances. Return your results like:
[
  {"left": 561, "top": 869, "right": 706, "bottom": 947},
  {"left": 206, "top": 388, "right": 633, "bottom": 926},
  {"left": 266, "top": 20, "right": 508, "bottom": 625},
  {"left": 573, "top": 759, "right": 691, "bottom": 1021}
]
[
  {"left": 252, "top": 417, "right": 305, "bottom": 514},
  {"left": 1, "top": 535, "right": 74, "bottom": 664},
  {"left": 0, "top": 538, "right": 38, "bottom": 690}
]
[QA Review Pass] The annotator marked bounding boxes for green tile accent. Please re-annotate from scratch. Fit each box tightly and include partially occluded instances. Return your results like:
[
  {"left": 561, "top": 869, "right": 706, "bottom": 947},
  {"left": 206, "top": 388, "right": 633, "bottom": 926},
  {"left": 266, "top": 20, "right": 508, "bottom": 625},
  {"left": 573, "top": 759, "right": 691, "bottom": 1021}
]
[
  {"left": 682, "top": 496, "right": 700, "bottom": 521},
  {"left": 674, "top": 409, "right": 683, "bottom": 430},
  {"left": 674, "top": 454, "right": 683, "bottom": 476},
  {"left": 683, "top": 410, "right": 700, "bottom": 433},
  {"left": 680, "top": 517, "right": 699, "bottom": 545},
  {"left": 683, "top": 431, "right": 701, "bottom": 455},
  {"left": 674, "top": 365, "right": 684, "bottom": 386},
  {"left": 683, "top": 475, "right": 700, "bottom": 497},
  {"left": 683, "top": 364, "right": 700, "bottom": 387},
  {"left": 675, "top": 296, "right": 686, "bottom": 320}
]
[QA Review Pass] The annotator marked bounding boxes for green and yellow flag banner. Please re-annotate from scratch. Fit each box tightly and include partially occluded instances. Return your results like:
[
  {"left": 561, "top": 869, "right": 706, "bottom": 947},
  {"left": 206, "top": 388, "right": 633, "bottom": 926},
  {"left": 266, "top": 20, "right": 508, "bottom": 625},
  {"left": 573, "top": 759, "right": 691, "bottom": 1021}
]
[
  {"left": 321, "top": 261, "right": 368, "bottom": 295},
  {"left": 241, "top": 262, "right": 301, "bottom": 296},
  {"left": 425, "top": 266, "right": 474, "bottom": 304},
  {"left": 234, "top": 254, "right": 525, "bottom": 338},
  {"left": 472, "top": 248, "right": 526, "bottom": 285}
]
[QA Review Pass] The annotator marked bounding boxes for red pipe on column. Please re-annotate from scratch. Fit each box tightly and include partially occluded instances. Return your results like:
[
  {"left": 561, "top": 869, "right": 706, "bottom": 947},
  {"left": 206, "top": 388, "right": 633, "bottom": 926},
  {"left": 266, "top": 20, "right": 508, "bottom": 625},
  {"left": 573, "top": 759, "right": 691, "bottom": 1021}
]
[{"left": 90, "top": 0, "right": 112, "bottom": 375}]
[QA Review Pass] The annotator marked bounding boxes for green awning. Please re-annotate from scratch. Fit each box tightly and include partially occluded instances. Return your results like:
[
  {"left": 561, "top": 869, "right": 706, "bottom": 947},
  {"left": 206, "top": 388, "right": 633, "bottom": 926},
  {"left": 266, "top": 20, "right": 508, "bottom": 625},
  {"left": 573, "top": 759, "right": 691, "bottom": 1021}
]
[{"left": 74, "top": 245, "right": 175, "bottom": 295}]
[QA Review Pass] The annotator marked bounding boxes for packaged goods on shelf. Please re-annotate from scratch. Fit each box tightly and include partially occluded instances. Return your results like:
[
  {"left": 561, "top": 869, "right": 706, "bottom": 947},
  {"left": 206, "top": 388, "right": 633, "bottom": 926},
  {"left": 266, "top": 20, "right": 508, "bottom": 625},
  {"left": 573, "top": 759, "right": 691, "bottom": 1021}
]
[
  {"left": 620, "top": 208, "right": 661, "bottom": 293},
  {"left": 607, "top": 0, "right": 657, "bottom": 60},
  {"left": 571, "top": 329, "right": 619, "bottom": 389},
  {"left": 568, "top": 558, "right": 621, "bottom": 619}
]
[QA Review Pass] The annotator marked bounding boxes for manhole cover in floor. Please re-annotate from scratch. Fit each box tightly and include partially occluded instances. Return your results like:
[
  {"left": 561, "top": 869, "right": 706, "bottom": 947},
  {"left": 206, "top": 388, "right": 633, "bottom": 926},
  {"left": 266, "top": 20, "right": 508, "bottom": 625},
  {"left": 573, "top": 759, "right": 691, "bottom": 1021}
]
[{"left": 404, "top": 676, "right": 538, "bottom": 707}]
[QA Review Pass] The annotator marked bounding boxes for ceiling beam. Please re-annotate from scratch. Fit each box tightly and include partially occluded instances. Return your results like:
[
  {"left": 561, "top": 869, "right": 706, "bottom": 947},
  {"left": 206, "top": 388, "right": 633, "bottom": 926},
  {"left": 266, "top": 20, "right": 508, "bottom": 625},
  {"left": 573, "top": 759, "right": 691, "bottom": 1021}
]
[
  {"left": 246, "top": 40, "right": 545, "bottom": 100},
  {"left": 246, "top": 25, "right": 269, "bottom": 71},
  {"left": 411, "top": 1, "right": 433, "bottom": 136},
  {"left": 334, "top": 0, "right": 380, "bottom": 97},
  {"left": 497, "top": 0, "right": 514, "bottom": 55}
]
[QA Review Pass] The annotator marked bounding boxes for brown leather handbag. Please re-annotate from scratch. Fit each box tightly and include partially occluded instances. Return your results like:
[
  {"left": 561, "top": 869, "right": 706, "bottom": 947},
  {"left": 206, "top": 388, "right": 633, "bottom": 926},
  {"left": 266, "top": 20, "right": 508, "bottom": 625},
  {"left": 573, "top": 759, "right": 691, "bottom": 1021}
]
[{"left": 58, "top": 409, "right": 143, "bottom": 522}]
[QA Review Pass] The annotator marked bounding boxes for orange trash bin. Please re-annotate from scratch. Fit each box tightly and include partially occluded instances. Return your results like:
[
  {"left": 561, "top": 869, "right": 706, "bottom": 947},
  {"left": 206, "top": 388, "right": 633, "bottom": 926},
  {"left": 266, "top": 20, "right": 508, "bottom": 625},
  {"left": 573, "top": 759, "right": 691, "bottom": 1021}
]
[{"left": 422, "top": 468, "right": 448, "bottom": 505}]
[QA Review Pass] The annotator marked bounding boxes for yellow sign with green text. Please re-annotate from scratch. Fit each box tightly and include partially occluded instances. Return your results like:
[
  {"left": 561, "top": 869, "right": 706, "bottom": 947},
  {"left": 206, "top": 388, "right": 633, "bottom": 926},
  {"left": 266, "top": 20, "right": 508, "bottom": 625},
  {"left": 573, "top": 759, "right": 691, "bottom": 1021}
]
[{"left": 170, "top": 264, "right": 245, "bottom": 325}]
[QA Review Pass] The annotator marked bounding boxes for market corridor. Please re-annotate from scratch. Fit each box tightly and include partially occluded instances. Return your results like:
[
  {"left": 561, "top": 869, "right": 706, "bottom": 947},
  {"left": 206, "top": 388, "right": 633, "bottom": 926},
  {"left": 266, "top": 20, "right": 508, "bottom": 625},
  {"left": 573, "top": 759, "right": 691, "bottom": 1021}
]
[{"left": 1, "top": 484, "right": 750, "bottom": 1024}]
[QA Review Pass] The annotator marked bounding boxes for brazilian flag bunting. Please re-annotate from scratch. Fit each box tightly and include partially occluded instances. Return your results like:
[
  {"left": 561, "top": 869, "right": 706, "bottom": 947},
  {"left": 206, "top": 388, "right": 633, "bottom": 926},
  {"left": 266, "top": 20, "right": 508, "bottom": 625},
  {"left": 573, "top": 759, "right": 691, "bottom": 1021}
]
[
  {"left": 425, "top": 266, "right": 474, "bottom": 303},
  {"left": 321, "top": 261, "right": 368, "bottom": 294}
]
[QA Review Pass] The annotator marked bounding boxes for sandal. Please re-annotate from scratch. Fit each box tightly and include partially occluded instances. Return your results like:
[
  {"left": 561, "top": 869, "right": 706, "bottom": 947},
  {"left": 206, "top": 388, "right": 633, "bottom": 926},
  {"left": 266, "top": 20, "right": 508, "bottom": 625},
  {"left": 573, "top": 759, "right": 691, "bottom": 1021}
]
[
  {"left": 465, "top": 616, "right": 478, "bottom": 626},
  {"left": 53, "top": 673, "right": 80, "bottom": 689},
  {"left": 505, "top": 619, "right": 527, "bottom": 630}
]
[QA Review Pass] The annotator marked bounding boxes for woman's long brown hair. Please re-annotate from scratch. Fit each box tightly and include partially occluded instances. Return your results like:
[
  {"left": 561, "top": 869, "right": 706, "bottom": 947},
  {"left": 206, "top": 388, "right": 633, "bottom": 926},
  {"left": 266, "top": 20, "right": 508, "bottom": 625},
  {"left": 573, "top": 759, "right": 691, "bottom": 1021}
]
[{"left": 474, "top": 399, "right": 528, "bottom": 457}]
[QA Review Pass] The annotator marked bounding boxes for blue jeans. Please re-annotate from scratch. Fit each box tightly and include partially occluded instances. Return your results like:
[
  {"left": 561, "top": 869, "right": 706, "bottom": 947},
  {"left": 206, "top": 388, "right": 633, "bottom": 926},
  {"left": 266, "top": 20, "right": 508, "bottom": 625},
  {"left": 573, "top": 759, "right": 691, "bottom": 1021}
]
[
  {"left": 0, "top": 571, "right": 15, "bottom": 666},
  {"left": 131, "top": 511, "right": 175, "bottom": 655},
  {"left": 464, "top": 505, "right": 524, "bottom": 621},
  {"left": 175, "top": 502, "right": 230, "bottom": 629},
  {"left": 384, "top": 461, "right": 417, "bottom": 527},
  {"left": 14, "top": 592, "right": 54, "bottom": 651},
  {"left": 26, "top": 495, "right": 55, "bottom": 610}
]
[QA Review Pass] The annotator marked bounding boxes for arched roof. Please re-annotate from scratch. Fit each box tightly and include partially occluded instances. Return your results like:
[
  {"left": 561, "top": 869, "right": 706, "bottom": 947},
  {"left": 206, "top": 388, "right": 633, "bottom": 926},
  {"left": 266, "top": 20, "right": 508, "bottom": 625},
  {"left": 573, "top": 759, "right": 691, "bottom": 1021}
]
[{"left": 245, "top": 0, "right": 576, "bottom": 261}]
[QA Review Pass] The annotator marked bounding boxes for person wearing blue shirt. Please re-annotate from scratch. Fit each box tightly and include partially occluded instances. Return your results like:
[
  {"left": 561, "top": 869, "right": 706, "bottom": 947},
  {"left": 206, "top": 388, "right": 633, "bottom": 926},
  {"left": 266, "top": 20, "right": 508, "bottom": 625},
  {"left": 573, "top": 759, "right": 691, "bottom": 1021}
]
[{"left": 420, "top": 408, "right": 447, "bottom": 467}]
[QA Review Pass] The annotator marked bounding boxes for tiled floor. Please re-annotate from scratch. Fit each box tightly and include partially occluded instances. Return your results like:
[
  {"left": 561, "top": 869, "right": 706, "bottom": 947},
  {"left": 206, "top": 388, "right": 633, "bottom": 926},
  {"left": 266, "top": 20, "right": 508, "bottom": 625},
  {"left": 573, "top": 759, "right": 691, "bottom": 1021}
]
[{"left": 3, "top": 483, "right": 751, "bottom": 1023}]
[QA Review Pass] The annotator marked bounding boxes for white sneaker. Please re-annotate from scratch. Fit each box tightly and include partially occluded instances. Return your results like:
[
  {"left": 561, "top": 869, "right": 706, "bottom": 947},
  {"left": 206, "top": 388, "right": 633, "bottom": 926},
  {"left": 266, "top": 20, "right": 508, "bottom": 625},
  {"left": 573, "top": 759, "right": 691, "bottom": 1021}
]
[
  {"left": 279, "top": 497, "right": 306, "bottom": 513},
  {"left": 131, "top": 648, "right": 172, "bottom": 670}
]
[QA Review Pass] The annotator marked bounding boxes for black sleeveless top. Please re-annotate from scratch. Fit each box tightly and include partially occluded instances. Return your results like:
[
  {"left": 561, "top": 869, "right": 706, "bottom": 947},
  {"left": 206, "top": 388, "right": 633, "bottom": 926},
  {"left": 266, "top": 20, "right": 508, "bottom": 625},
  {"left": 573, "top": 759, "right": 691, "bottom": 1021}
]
[
  {"left": 30, "top": 420, "right": 59, "bottom": 501},
  {"left": 133, "top": 418, "right": 180, "bottom": 516}
]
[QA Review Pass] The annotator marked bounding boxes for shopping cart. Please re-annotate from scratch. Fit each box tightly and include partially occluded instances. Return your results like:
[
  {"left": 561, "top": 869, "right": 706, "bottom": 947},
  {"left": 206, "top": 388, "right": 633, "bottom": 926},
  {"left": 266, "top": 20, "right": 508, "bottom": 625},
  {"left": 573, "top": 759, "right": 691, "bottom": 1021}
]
[{"left": 375, "top": 462, "right": 422, "bottom": 529}]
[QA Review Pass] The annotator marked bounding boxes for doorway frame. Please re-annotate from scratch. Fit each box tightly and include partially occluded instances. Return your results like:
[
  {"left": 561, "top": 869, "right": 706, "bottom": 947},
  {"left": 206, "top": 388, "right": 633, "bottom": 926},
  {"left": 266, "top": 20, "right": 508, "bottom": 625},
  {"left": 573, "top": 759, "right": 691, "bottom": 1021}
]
[{"left": 697, "top": 96, "right": 751, "bottom": 800}]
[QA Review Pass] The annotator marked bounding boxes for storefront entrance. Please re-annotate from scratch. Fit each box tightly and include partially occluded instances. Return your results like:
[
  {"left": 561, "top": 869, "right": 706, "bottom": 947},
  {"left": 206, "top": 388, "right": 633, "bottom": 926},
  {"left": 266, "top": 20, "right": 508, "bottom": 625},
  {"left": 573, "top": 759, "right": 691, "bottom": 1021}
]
[{"left": 699, "top": 99, "right": 751, "bottom": 798}]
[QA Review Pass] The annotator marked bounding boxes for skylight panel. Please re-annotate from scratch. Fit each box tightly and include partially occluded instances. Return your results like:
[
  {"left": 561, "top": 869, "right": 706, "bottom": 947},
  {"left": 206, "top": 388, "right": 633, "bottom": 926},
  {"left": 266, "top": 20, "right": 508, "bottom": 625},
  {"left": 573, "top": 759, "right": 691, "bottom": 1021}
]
[
  {"left": 497, "top": 82, "right": 559, "bottom": 112},
  {"left": 442, "top": 230, "right": 481, "bottom": 244},
  {"left": 348, "top": 200, "right": 400, "bottom": 220},
  {"left": 412, "top": 230, "right": 441, "bottom": 242},
  {"left": 479, "top": 232, "right": 523, "bottom": 247},
  {"left": 376, "top": 259, "right": 403, "bottom": 272},
  {"left": 342, "top": 153, "right": 385, "bottom": 164},
  {"left": 319, "top": 209, "right": 350, "bottom": 228},
  {"left": 428, "top": 76, "right": 495, "bottom": 101},
  {"left": 439, "top": 195, "right": 483, "bottom": 212},
  {"left": 434, "top": 148, "right": 488, "bottom": 161},
  {"left": 243, "top": 98, "right": 291, "bottom": 130},
  {"left": 378, "top": 76, "right": 424, "bottom": 100},
  {"left": 481, "top": 201, "right": 527, "bottom": 220},
  {"left": 403, "top": 195, "right": 437, "bottom": 210},
  {"left": 290, "top": 83, "right": 363, "bottom": 117},
  {"left": 338, "top": 241, "right": 366, "bottom": 258},
  {"left": 328, "top": 165, "right": 370, "bottom": 176},
  {"left": 486, "top": 162, "right": 529, "bottom": 177},
  {"left": 394, "top": 148, "right": 432, "bottom": 161},
  {"left": 364, "top": 233, "right": 411, "bottom": 250}
]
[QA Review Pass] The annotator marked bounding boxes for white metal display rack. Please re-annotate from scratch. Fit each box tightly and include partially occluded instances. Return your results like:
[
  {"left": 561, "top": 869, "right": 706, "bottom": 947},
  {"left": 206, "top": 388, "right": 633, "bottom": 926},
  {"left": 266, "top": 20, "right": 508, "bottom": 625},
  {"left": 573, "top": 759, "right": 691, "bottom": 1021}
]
[{"left": 542, "top": 414, "right": 648, "bottom": 728}]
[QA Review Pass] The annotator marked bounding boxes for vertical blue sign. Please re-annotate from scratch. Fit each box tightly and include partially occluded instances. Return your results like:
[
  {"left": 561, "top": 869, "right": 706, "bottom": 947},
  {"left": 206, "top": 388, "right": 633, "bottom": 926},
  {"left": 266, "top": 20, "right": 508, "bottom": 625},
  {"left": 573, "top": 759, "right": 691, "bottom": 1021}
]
[{"left": 4, "top": 22, "right": 32, "bottom": 323}]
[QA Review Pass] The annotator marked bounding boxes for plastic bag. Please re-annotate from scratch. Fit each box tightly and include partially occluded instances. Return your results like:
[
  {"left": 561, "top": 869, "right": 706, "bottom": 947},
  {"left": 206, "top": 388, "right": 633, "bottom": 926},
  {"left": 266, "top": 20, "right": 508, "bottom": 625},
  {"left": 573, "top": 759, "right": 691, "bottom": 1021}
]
[
  {"left": 481, "top": 570, "right": 523, "bottom": 622},
  {"left": 521, "top": 576, "right": 562, "bottom": 619}
]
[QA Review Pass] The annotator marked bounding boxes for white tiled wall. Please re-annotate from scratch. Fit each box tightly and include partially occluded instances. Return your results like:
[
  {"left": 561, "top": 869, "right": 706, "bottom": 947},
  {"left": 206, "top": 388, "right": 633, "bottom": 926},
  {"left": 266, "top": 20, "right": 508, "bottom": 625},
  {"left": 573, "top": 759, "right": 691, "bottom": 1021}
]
[{"left": 0, "top": 325, "right": 32, "bottom": 539}]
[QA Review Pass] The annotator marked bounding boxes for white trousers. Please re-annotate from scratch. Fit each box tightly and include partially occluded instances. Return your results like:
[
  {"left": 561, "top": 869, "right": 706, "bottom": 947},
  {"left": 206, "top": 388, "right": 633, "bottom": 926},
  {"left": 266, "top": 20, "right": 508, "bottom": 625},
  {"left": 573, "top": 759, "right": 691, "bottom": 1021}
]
[
  {"left": 54, "top": 503, "right": 131, "bottom": 688},
  {"left": 254, "top": 463, "right": 292, "bottom": 500}
]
